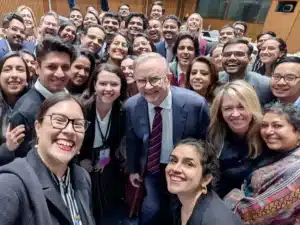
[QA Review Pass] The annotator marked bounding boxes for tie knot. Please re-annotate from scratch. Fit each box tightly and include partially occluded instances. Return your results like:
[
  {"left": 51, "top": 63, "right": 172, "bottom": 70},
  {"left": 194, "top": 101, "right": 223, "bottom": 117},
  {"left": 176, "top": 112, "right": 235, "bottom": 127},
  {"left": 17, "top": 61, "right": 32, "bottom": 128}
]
[{"left": 154, "top": 106, "right": 162, "bottom": 114}]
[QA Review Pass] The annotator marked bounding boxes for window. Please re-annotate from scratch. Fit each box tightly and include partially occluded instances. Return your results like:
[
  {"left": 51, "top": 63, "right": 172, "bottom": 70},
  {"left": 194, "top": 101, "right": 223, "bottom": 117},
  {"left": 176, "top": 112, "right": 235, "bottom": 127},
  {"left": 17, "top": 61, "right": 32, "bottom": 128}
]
[{"left": 196, "top": 0, "right": 271, "bottom": 23}]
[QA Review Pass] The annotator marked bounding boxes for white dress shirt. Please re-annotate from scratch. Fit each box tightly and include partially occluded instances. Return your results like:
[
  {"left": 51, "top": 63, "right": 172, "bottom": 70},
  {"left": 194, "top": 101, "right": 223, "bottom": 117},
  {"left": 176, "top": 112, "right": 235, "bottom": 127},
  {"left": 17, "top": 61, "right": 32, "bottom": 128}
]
[
  {"left": 147, "top": 90, "right": 173, "bottom": 164},
  {"left": 93, "top": 109, "right": 112, "bottom": 148},
  {"left": 165, "top": 42, "right": 174, "bottom": 62}
]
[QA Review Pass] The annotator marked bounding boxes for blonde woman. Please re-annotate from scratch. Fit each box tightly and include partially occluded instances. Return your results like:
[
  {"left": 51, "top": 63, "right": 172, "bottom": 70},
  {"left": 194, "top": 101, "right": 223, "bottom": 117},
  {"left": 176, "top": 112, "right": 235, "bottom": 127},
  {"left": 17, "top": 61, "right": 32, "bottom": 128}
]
[
  {"left": 16, "top": 5, "right": 38, "bottom": 40},
  {"left": 186, "top": 13, "right": 207, "bottom": 55},
  {"left": 207, "top": 80, "right": 264, "bottom": 198}
]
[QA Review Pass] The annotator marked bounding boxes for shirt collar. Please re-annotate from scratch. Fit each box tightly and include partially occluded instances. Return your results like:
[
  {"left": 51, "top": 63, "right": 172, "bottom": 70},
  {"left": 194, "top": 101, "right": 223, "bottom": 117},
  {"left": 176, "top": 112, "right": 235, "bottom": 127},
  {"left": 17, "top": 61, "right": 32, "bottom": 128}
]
[
  {"left": 177, "top": 63, "right": 183, "bottom": 76},
  {"left": 164, "top": 41, "right": 173, "bottom": 49},
  {"left": 34, "top": 79, "right": 68, "bottom": 99},
  {"left": 148, "top": 89, "right": 172, "bottom": 110},
  {"left": 96, "top": 108, "right": 112, "bottom": 123},
  {"left": 295, "top": 97, "right": 300, "bottom": 108},
  {"left": 52, "top": 167, "right": 71, "bottom": 187}
]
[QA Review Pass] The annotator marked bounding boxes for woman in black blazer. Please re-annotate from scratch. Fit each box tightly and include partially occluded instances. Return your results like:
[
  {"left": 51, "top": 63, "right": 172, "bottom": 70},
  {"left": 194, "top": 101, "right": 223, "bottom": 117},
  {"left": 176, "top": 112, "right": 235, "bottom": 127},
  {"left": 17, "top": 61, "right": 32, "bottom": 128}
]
[
  {"left": 0, "top": 92, "right": 94, "bottom": 225},
  {"left": 165, "top": 139, "right": 243, "bottom": 225},
  {"left": 79, "top": 63, "right": 127, "bottom": 225}
]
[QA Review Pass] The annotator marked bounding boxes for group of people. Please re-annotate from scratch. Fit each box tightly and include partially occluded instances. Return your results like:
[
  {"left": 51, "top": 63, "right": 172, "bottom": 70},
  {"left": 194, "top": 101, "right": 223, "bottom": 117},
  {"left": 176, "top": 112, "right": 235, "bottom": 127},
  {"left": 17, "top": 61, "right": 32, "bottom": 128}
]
[{"left": 0, "top": 1, "right": 299, "bottom": 225}]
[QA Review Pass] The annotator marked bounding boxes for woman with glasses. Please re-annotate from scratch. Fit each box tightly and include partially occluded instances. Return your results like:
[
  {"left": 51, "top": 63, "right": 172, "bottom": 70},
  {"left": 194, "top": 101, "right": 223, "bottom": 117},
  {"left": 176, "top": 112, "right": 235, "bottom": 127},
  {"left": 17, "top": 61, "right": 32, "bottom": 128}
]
[
  {"left": 80, "top": 63, "right": 127, "bottom": 225},
  {"left": 225, "top": 103, "right": 300, "bottom": 224},
  {"left": 271, "top": 56, "right": 300, "bottom": 109},
  {"left": 0, "top": 92, "right": 94, "bottom": 225},
  {"left": 132, "top": 33, "right": 156, "bottom": 56}
]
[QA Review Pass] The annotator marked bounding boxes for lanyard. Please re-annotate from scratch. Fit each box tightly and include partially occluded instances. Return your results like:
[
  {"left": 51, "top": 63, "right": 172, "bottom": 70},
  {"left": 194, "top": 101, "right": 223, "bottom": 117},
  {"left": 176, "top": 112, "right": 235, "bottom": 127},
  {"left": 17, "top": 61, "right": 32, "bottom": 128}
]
[{"left": 96, "top": 114, "right": 112, "bottom": 147}]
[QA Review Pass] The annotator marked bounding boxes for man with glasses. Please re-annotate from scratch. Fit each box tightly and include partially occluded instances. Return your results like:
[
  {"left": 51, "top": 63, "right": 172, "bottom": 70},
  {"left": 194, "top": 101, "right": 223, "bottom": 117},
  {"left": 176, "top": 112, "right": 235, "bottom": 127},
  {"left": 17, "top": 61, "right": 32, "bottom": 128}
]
[
  {"left": 233, "top": 21, "right": 247, "bottom": 38},
  {"left": 219, "top": 38, "right": 274, "bottom": 105},
  {"left": 0, "top": 12, "right": 27, "bottom": 59},
  {"left": 271, "top": 56, "right": 300, "bottom": 109},
  {"left": 0, "top": 37, "right": 75, "bottom": 166},
  {"left": 125, "top": 53, "right": 210, "bottom": 225},
  {"left": 118, "top": 3, "right": 130, "bottom": 21}
]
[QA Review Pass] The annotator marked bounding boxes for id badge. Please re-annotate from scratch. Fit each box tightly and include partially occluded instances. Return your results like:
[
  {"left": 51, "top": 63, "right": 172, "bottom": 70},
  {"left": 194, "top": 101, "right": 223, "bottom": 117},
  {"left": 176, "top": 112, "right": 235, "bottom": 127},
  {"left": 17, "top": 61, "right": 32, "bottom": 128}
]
[{"left": 98, "top": 148, "right": 110, "bottom": 168}]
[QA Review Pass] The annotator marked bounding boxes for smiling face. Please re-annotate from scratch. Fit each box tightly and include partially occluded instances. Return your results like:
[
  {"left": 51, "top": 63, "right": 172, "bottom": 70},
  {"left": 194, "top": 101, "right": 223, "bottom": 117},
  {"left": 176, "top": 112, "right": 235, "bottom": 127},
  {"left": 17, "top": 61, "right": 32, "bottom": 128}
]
[
  {"left": 108, "top": 34, "right": 129, "bottom": 61},
  {"left": 127, "top": 16, "right": 144, "bottom": 38},
  {"left": 35, "top": 99, "right": 85, "bottom": 166},
  {"left": 260, "top": 39, "right": 282, "bottom": 65},
  {"left": 148, "top": 19, "right": 162, "bottom": 43},
  {"left": 94, "top": 70, "right": 121, "bottom": 105},
  {"left": 0, "top": 56, "right": 28, "bottom": 97},
  {"left": 6, "top": 19, "right": 26, "bottom": 49},
  {"left": 219, "top": 27, "right": 235, "bottom": 44},
  {"left": 81, "top": 27, "right": 105, "bottom": 54},
  {"left": 20, "top": 8, "right": 34, "bottom": 29},
  {"left": 102, "top": 16, "right": 120, "bottom": 35},
  {"left": 166, "top": 144, "right": 209, "bottom": 195},
  {"left": 187, "top": 13, "right": 202, "bottom": 32},
  {"left": 119, "top": 5, "right": 130, "bottom": 18},
  {"left": 69, "top": 55, "right": 91, "bottom": 87},
  {"left": 60, "top": 25, "right": 76, "bottom": 42},
  {"left": 222, "top": 43, "right": 250, "bottom": 76},
  {"left": 261, "top": 112, "right": 300, "bottom": 151},
  {"left": 134, "top": 57, "right": 169, "bottom": 105},
  {"left": 221, "top": 95, "right": 253, "bottom": 136},
  {"left": 83, "top": 13, "right": 98, "bottom": 29},
  {"left": 133, "top": 36, "right": 152, "bottom": 56},
  {"left": 162, "top": 19, "right": 179, "bottom": 43},
  {"left": 271, "top": 62, "right": 300, "bottom": 104},
  {"left": 36, "top": 52, "right": 71, "bottom": 93},
  {"left": 257, "top": 34, "right": 273, "bottom": 50},
  {"left": 177, "top": 38, "right": 195, "bottom": 67},
  {"left": 189, "top": 61, "right": 211, "bottom": 96},
  {"left": 39, "top": 15, "right": 59, "bottom": 38},
  {"left": 69, "top": 10, "right": 83, "bottom": 28},
  {"left": 121, "top": 58, "right": 134, "bottom": 84},
  {"left": 211, "top": 47, "right": 223, "bottom": 72},
  {"left": 150, "top": 4, "right": 163, "bottom": 20}
]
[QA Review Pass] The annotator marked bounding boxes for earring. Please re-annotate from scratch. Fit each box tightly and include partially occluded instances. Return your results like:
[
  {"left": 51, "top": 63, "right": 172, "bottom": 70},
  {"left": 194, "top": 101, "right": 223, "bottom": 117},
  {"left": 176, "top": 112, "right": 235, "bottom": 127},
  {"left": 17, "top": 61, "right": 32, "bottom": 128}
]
[
  {"left": 297, "top": 139, "right": 300, "bottom": 147},
  {"left": 201, "top": 185, "right": 208, "bottom": 195}
]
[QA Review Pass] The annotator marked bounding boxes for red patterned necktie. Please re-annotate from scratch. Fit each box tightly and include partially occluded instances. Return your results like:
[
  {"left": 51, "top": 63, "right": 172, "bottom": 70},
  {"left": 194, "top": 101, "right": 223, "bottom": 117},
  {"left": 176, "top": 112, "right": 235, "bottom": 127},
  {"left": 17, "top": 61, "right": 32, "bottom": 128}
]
[
  {"left": 147, "top": 106, "right": 163, "bottom": 174},
  {"left": 178, "top": 73, "right": 185, "bottom": 87}
]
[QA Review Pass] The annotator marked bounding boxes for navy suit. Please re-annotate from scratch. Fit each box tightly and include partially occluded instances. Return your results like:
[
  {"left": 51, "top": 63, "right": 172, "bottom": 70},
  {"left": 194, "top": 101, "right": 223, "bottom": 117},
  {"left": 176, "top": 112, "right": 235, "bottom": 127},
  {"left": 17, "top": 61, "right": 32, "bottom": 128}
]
[
  {"left": 155, "top": 40, "right": 167, "bottom": 59},
  {"left": 125, "top": 86, "right": 210, "bottom": 225}
]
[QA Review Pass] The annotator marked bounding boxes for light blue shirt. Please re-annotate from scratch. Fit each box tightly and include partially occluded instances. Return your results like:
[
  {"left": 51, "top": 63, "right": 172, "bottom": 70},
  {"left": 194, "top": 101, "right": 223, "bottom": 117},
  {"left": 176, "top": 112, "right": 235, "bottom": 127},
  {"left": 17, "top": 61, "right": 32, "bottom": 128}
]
[
  {"left": 34, "top": 79, "right": 68, "bottom": 99},
  {"left": 295, "top": 97, "right": 300, "bottom": 109},
  {"left": 148, "top": 90, "right": 173, "bottom": 164}
]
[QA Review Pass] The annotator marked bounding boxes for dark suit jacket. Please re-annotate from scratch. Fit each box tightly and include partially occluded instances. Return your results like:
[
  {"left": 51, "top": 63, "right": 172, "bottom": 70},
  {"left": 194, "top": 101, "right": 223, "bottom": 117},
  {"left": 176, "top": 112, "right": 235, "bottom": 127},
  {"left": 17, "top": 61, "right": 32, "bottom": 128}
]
[
  {"left": 155, "top": 40, "right": 167, "bottom": 58},
  {"left": 0, "top": 87, "right": 45, "bottom": 166},
  {"left": 173, "top": 191, "right": 243, "bottom": 225},
  {"left": 0, "top": 149, "right": 95, "bottom": 225},
  {"left": 125, "top": 86, "right": 210, "bottom": 174}
]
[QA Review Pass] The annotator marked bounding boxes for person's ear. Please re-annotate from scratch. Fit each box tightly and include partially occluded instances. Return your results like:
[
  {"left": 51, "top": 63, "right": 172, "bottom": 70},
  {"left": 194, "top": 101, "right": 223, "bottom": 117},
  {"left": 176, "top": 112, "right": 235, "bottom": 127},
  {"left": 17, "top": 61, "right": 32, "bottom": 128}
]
[
  {"left": 201, "top": 174, "right": 213, "bottom": 187},
  {"left": 34, "top": 120, "right": 41, "bottom": 140}
]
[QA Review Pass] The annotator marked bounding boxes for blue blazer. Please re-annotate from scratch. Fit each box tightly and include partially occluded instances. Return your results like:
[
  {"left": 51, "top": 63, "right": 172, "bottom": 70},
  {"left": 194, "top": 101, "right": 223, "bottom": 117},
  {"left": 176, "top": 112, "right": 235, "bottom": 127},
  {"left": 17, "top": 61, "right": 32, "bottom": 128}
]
[
  {"left": 125, "top": 86, "right": 210, "bottom": 173},
  {"left": 155, "top": 40, "right": 167, "bottom": 58},
  {"left": 0, "top": 39, "right": 37, "bottom": 59}
]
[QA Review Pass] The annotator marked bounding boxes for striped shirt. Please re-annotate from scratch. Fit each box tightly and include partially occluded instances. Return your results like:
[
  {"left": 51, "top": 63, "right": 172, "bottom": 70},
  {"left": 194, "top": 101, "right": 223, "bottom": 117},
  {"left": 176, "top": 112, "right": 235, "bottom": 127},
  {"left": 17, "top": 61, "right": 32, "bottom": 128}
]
[{"left": 52, "top": 168, "right": 83, "bottom": 225}]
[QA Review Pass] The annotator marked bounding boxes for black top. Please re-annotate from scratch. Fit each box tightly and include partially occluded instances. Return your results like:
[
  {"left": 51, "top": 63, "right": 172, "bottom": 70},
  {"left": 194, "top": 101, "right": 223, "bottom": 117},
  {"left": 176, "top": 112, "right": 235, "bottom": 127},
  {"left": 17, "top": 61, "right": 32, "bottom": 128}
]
[{"left": 173, "top": 191, "right": 243, "bottom": 225}]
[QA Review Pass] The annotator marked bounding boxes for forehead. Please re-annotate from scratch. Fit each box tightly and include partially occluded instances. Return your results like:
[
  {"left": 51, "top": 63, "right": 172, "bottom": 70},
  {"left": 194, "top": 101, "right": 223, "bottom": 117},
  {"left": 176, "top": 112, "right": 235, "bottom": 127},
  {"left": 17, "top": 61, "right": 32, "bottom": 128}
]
[
  {"left": 192, "top": 61, "right": 210, "bottom": 70},
  {"left": 179, "top": 38, "right": 193, "bottom": 46},
  {"left": 274, "top": 62, "right": 300, "bottom": 75},
  {"left": 212, "top": 47, "right": 223, "bottom": 55},
  {"left": 97, "top": 70, "right": 121, "bottom": 81},
  {"left": 221, "top": 94, "right": 243, "bottom": 106},
  {"left": 22, "top": 53, "right": 35, "bottom": 60},
  {"left": 234, "top": 24, "right": 245, "bottom": 30},
  {"left": 121, "top": 58, "right": 134, "bottom": 65},
  {"left": 149, "top": 20, "right": 161, "bottom": 26},
  {"left": 259, "top": 34, "right": 272, "bottom": 40},
  {"left": 224, "top": 43, "right": 248, "bottom": 52},
  {"left": 130, "top": 16, "right": 143, "bottom": 23},
  {"left": 46, "top": 100, "right": 84, "bottom": 118},
  {"left": 85, "top": 13, "right": 96, "bottom": 19},
  {"left": 152, "top": 4, "right": 162, "bottom": 10},
  {"left": 262, "top": 39, "right": 279, "bottom": 47},
  {"left": 189, "top": 13, "right": 201, "bottom": 20},
  {"left": 87, "top": 27, "right": 105, "bottom": 37},
  {"left": 41, "top": 52, "right": 70, "bottom": 64},
  {"left": 112, "top": 34, "right": 126, "bottom": 42},
  {"left": 172, "top": 144, "right": 200, "bottom": 160},
  {"left": 220, "top": 27, "right": 234, "bottom": 33},
  {"left": 262, "top": 112, "right": 287, "bottom": 123},
  {"left": 135, "top": 57, "right": 167, "bottom": 75},
  {"left": 3, "top": 56, "right": 25, "bottom": 66},
  {"left": 9, "top": 19, "right": 25, "bottom": 28},
  {"left": 64, "top": 25, "right": 76, "bottom": 30},
  {"left": 70, "top": 10, "right": 82, "bottom": 16},
  {"left": 134, "top": 36, "right": 147, "bottom": 42},
  {"left": 43, "top": 15, "right": 58, "bottom": 24},
  {"left": 21, "top": 8, "right": 31, "bottom": 15},
  {"left": 163, "top": 19, "right": 178, "bottom": 26},
  {"left": 103, "top": 16, "right": 119, "bottom": 22},
  {"left": 120, "top": 5, "right": 129, "bottom": 10}
]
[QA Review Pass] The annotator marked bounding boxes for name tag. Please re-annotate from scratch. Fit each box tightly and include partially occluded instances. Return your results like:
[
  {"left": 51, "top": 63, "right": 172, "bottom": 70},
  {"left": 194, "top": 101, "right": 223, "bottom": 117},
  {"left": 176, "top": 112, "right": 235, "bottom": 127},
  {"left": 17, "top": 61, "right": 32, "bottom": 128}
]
[{"left": 98, "top": 148, "right": 110, "bottom": 168}]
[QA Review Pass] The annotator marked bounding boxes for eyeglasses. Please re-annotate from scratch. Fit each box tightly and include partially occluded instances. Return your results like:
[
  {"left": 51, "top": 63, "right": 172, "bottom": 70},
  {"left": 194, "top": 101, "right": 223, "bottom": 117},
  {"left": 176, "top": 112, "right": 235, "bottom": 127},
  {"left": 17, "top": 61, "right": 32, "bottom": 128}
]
[
  {"left": 222, "top": 51, "right": 247, "bottom": 58},
  {"left": 136, "top": 76, "right": 165, "bottom": 87},
  {"left": 42, "top": 114, "right": 90, "bottom": 133},
  {"left": 133, "top": 41, "right": 150, "bottom": 48},
  {"left": 272, "top": 74, "right": 300, "bottom": 83}
]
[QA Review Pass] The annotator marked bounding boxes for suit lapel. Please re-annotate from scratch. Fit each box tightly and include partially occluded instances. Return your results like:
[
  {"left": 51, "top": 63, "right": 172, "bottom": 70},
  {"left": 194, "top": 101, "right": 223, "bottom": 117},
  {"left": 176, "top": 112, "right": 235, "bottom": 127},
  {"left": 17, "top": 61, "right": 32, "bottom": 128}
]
[
  {"left": 136, "top": 96, "right": 150, "bottom": 139},
  {"left": 27, "top": 150, "right": 73, "bottom": 224},
  {"left": 172, "top": 87, "right": 188, "bottom": 145}
]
